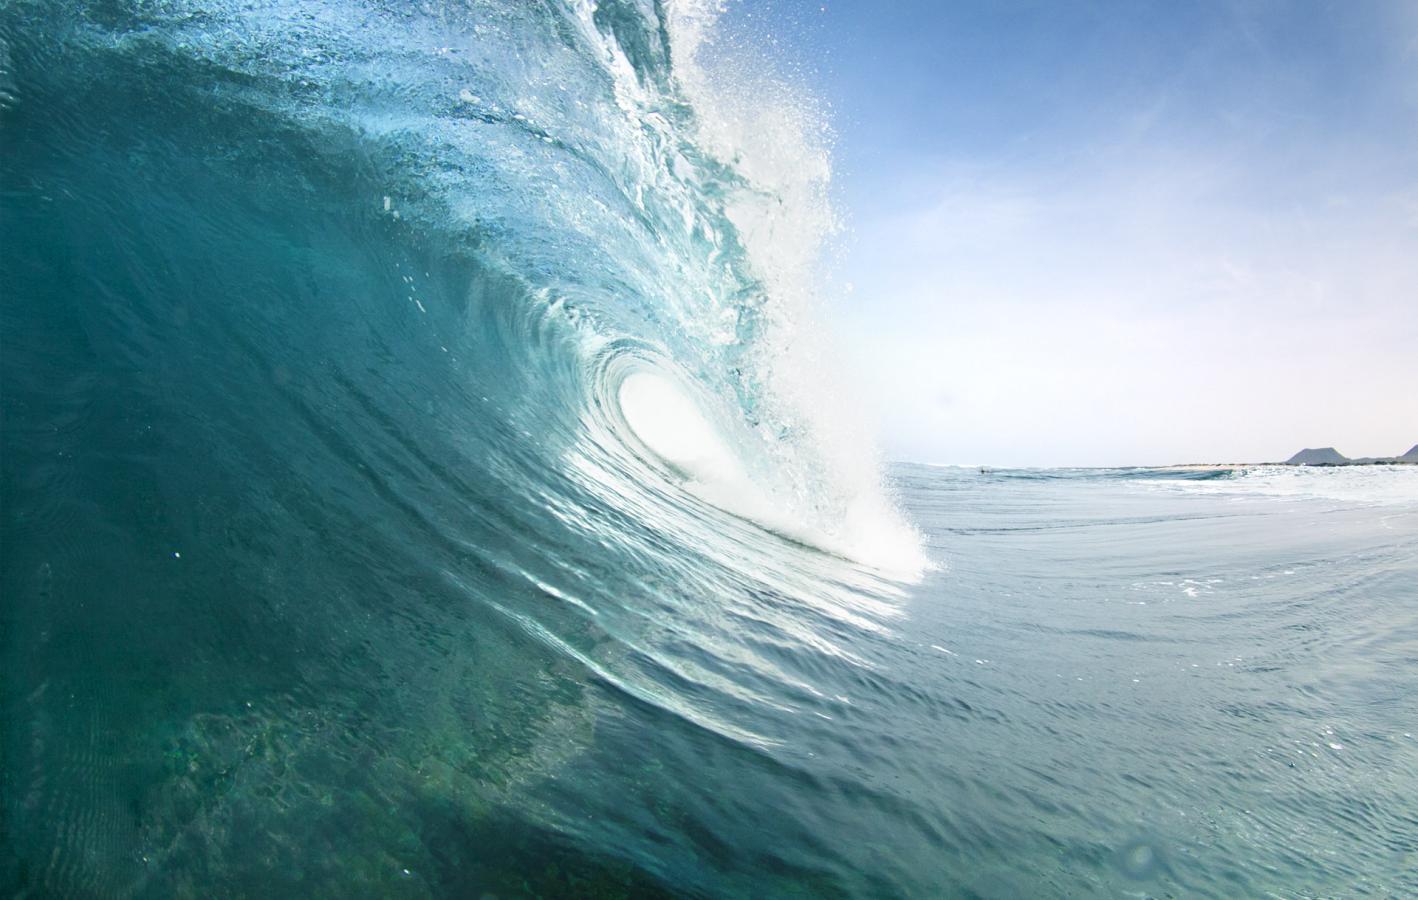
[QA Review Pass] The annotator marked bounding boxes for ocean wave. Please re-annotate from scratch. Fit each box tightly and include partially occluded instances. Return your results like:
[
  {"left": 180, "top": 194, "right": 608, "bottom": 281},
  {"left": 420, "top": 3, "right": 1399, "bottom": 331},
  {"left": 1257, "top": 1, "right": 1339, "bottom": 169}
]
[{"left": 0, "top": 0, "right": 920, "bottom": 893}]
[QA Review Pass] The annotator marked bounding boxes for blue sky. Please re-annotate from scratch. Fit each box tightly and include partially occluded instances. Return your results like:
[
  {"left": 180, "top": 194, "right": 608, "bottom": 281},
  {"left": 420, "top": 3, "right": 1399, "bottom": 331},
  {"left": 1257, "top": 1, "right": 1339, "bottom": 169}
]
[{"left": 722, "top": 0, "right": 1418, "bottom": 465}]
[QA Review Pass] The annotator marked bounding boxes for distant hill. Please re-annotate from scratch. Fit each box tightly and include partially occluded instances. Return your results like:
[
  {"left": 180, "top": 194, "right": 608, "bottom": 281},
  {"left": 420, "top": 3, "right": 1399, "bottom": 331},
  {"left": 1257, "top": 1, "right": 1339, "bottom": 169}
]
[
  {"left": 1345, "top": 443, "right": 1418, "bottom": 464},
  {"left": 1286, "top": 447, "right": 1348, "bottom": 465},
  {"left": 1279, "top": 444, "right": 1418, "bottom": 465}
]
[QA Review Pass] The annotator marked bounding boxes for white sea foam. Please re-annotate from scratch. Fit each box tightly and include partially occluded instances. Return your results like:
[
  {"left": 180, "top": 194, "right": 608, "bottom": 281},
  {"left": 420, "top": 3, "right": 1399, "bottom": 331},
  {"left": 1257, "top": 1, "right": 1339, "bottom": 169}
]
[
  {"left": 618, "top": 371, "right": 745, "bottom": 487},
  {"left": 656, "top": 1, "right": 927, "bottom": 578},
  {"left": 1150, "top": 464, "right": 1418, "bottom": 506}
]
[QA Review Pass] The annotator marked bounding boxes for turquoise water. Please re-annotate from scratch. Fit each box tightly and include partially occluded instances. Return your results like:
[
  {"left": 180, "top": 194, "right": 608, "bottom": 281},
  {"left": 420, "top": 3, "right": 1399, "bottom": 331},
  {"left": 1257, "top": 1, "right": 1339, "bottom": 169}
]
[
  {"left": 894, "top": 464, "right": 1418, "bottom": 897},
  {"left": 4, "top": 1, "right": 1418, "bottom": 896}
]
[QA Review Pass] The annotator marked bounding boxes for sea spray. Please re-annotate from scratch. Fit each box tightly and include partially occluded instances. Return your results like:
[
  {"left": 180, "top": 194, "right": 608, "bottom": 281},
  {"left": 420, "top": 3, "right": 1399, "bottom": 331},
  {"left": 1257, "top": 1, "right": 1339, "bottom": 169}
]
[{"left": 660, "top": 0, "right": 927, "bottom": 575}]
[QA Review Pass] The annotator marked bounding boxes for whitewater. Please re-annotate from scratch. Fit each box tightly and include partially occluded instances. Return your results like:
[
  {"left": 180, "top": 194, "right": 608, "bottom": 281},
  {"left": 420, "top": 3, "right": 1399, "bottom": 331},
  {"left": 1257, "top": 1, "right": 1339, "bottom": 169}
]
[{"left": 3, "top": 1, "right": 1417, "bottom": 897}]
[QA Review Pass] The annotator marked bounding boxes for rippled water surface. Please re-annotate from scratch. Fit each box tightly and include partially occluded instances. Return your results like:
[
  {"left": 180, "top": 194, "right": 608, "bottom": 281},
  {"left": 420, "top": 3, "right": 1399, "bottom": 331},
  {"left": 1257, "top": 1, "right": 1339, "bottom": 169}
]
[
  {"left": 891, "top": 464, "right": 1418, "bottom": 897},
  {"left": 6, "top": 457, "right": 1417, "bottom": 897}
]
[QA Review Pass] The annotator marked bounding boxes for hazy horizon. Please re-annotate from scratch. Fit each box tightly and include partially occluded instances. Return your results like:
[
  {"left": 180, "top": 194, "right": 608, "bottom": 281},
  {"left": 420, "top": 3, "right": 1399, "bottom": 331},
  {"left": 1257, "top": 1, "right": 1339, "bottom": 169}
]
[
  {"left": 723, "top": 0, "right": 1418, "bottom": 469},
  {"left": 895, "top": 442, "right": 1418, "bottom": 470}
]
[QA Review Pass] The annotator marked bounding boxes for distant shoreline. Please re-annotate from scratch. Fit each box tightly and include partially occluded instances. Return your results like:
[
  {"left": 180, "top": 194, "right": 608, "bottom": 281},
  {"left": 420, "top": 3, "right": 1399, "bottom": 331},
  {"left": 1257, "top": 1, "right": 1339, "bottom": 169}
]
[
  {"left": 1160, "top": 460, "right": 1418, "bottom": 470},
  {"left": 912, "top": 460, "right": 1418, "bottom": 471},
  {"left": 928, "top": 461, "right": 1418, "bottom": 472}
]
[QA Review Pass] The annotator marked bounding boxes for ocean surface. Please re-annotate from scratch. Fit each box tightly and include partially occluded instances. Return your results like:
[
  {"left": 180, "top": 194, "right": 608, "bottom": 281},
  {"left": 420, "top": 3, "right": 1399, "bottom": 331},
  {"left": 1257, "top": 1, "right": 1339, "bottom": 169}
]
[{"left": 4, "top": 1, "right": 1418, "bottom": 897}]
